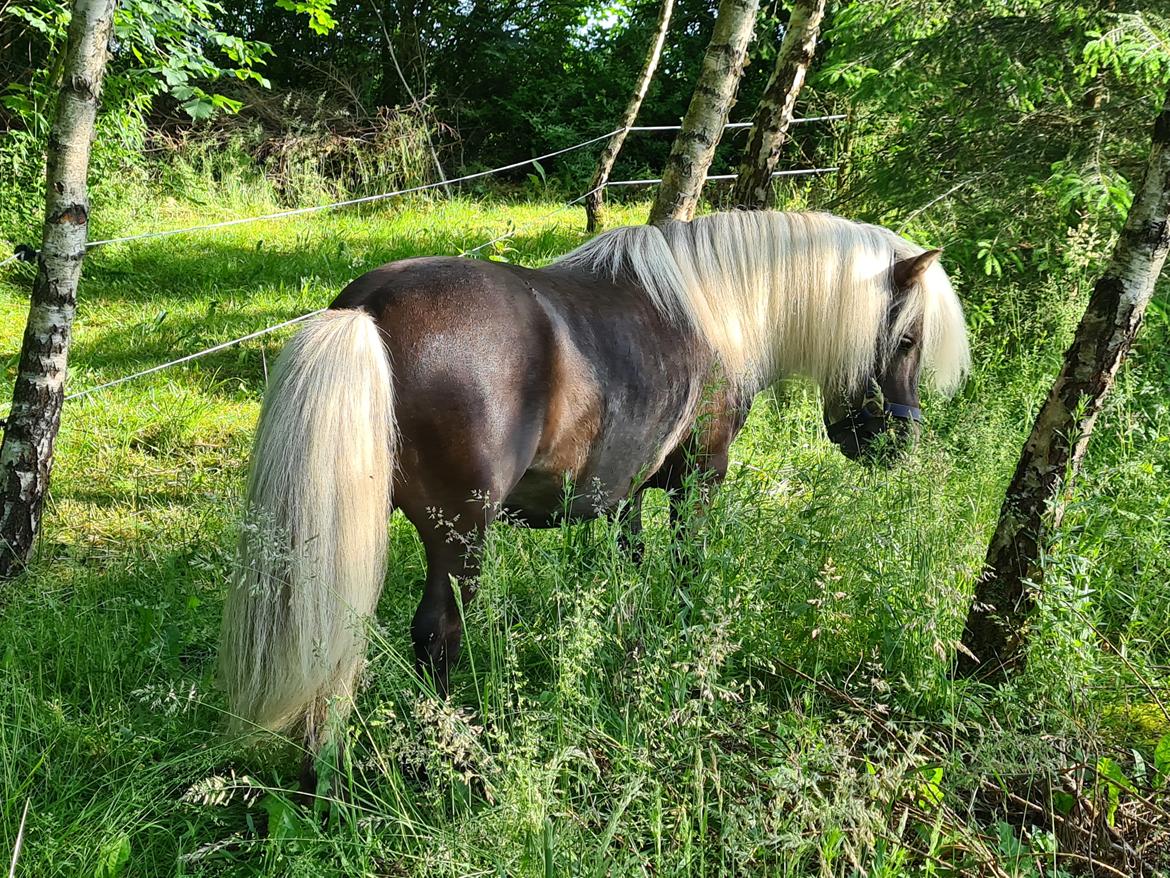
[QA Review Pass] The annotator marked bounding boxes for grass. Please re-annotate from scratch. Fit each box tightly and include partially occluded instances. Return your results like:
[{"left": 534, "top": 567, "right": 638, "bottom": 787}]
[{"left": 0, "top": 174, "right": 1169, "bottom": 876}]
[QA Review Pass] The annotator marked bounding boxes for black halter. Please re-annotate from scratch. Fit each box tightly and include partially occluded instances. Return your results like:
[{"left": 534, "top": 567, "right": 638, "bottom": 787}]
[
  {"left": 825, "top": 396, "right": 922, "bottom": 447},
  {"left": 867, "top": 400, "right": 922, "bottom": 422}
]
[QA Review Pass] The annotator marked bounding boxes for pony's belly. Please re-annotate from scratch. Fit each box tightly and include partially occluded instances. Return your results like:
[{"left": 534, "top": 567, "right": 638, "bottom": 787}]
[
  {"left": 503, "top": 459, "right": 644, "bottom": 527},
  {"left": 502, "top": 469, "right": 569, "bottom": 526}
]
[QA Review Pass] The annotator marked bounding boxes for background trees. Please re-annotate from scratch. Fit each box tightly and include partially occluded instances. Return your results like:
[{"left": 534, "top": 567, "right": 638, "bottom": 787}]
[
  {"left": 584, "top": 0, "right": 674, "bottom": 231},
  {"left": 7, "top": 0, "right": 1164, "bottom": 251}
]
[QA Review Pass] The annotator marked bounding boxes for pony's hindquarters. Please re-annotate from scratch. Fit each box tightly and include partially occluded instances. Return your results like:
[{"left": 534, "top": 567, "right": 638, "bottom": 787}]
[{"left": 218, "top": 308, "right": 395, "bottom": 746}]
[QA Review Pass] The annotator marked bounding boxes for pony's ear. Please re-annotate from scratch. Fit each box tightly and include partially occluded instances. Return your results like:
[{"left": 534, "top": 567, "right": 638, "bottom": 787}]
[{"left": 892, "top": 249, "right": 942, "bottom": 289}]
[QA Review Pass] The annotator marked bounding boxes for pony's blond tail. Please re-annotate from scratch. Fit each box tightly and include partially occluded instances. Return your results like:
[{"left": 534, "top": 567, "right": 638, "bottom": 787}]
[{"left": 218, "top": 308, "right": 395, "bottom": 747}]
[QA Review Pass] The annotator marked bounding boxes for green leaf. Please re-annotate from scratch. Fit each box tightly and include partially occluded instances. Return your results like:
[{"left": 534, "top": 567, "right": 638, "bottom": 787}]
[
  {"left": 182, "top": 96, "right": 215, "bottom": 121},
  {"left": 1097, "top": 756, "right": 1135, "bottom": 793},
  {"left": 994, "top": 821, "right": 1024, "bottom": 858},
  {"left": 275, "top": 0, "right": 338, "bottom": 35},
  {"left": 1155, "top": 735, "right": 1170, "bottom": 788},
  {"left": 914, "top": 765, "right": 945, "bottom": 810},
  {"left": 94, "top": 834, "right": 130, "bottom": 878},
  {"left": 1097, "top": 757, "right": 1134, "bottom": 828},
  {"left": 260, "top": 793, "right": 308, "bottom": 842},
  {"left": 1052, "top": 790, "right": 1076, "bottom": 815},
  {"left": 210, "top": 94, "right": 243, "bottom": 114}
]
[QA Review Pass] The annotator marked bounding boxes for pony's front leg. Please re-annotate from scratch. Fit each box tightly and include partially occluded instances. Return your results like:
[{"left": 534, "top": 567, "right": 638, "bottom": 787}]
[
  {"left": 612, "top": 491, "right": 645, "bottom": 564},
  {"left": 668, "top": 451, "right": 730, "bottom": 574},
  {"left": 412, "top": 521, "right": 486, "bottom": 697}
]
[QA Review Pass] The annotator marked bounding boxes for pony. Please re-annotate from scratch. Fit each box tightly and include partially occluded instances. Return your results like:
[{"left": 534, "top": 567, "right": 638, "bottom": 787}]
[{"left": 218, "top": 210, "right": 970, "bottom": 752}]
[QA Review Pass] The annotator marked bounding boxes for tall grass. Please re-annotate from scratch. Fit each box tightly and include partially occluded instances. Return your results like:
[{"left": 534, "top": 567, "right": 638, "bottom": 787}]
[{"left": 0, "top": 178, "right": 1167, "bottom": 875}]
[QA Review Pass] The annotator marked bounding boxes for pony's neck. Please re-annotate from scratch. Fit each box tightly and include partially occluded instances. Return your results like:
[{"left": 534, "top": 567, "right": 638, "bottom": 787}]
[
  {"left": 556, "top": 211, "right": 901, "bottom": 398},
  {"left": 670, "top": 212, "right": 895, "bottom": 397}
]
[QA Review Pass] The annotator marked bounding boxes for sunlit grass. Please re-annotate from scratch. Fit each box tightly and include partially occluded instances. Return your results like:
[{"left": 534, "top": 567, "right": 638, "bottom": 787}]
[{"left": 0, "top": 184, "right": 1167, "bottom": 876}]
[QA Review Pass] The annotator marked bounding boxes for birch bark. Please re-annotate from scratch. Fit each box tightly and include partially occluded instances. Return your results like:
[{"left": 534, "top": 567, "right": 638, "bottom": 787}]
[
  {"left": 648, "top": 0, "right": 759, "bottom": 225},
  {"left": 731, "top": 0, "right": 825, "bottom": 210},
  {"left": 585, "top": 0, "right": 675, "bottom": 232},
  {"left": 957, "top": 89, "right": 1170, "bottom": 680},
  {"left": 0, "top": 0, "right": 117, "bottom": 576}
]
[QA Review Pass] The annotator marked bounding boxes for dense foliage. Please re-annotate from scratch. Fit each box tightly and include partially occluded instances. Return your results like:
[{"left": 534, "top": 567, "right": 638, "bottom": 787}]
[
  {"left": 1, "top": 0, "right": 1169, "bottom": 874},
  {"left": 5, "top": 1, "right": 1169, "bottom": 255}
]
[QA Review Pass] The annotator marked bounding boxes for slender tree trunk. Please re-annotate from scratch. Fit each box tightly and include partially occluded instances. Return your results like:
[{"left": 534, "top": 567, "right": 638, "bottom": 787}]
[
  {"left": 0, "top": 0, "right": 116, "bottom": 578},
  {"left": 373, "top": 4, "right": 449, "bottom": 190},
  {"left": 731, "top": 0, "right": 825, "bottom": 210},
  {"left": 956, "top": 89, "right": 1170, "bottom": 681},
  {"left": 585, "top": 0, "right": 675, "bottom": 232},
  {"left": 648, "top": 0, "right": 759, "bottom": 225},
  {"left": 378, "top": 34, "right": 403, "bottom": 107}
]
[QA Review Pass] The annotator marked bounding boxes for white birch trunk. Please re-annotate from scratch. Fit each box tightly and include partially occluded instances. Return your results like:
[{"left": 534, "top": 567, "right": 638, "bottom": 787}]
[
  {"left": 648, "top": 0, "right": 760, "bottom": 225},
  {"left": 585, "top": 0, "right": 676, "bottom": 232},
  {"left": 731, "top": 0, "right": 825, "bottom": 210},
  {"left": 957, "top": 89, "right": 1170, "bottom": 680},
  {"left": 0, "top": 0, "right": 116, "bottom": 576}
]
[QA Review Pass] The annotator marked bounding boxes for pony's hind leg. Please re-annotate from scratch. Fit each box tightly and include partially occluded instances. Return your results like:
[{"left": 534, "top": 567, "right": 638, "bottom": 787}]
[
  {"left": 411, "top": 514, "right": 491, "bottom": 696},
  {"left": 399, "top": 465, "right": 510, "bottom": 696},
  {"left": 390, "top": 359, "right": 544, "bottom": 695}
]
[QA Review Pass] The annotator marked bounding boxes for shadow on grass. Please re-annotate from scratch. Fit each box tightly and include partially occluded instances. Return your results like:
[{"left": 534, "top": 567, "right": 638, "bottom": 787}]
[
  {"left": 77, "top": 206, "right": 593, "bottom": 306},
  {"left": 58, "top": 219, "right": 595, "bottom": 399}
]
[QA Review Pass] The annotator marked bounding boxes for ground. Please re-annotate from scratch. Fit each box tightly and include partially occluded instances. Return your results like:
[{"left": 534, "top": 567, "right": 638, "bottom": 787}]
[{"left": 0, "top": 188, "right": 1168, "bottom": 876}]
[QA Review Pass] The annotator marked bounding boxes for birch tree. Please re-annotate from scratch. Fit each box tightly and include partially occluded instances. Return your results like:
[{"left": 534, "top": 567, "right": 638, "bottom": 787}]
[
  {"left": 584, "top": 0, "right": 675, "bottom": 232},
  {"left": 731, "top": 0, "right": 825, "bottom": 210},
  {"left": 648, "top": 0, "right": 759, "bottom": 225},
  {"left": 956, "top": 88, "right": 1170, "bottom": 681},
  {"left": 0, "top": 0, "right": 116, "bottom": 577}
]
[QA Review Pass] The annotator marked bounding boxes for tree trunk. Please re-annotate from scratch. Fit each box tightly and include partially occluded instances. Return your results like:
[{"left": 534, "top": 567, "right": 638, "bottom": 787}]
[
  {"left": 374, "top": 4, "right": 449, "bottom": 190},
  {"left": 647, "top": 0, "right": 759, "bottom": 225},
  {"left": 731, "top": 0, "right": 825, "bottom": 210},
  {"left": 379, "top": 32, "right": 404, "bottom": 107},
  {"left": 0, "top": 0, "right": 116, "bottom": 578},
  {"left": 956, "top": 89, "right": 1170, "bottom": 681},
  {"left": 585, "top": 0, "right": 675, "bottom": 233}
]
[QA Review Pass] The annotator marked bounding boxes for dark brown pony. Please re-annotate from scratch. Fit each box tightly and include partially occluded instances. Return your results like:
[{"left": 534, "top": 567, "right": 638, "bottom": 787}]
[{"left": 218, "top": 210, "right": 970, "bottom": 750}]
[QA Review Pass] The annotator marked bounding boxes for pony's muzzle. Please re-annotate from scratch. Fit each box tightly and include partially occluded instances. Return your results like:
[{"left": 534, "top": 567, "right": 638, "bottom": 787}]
[{"left": 826, "top": 404, "right": 921, "bottom": 464}]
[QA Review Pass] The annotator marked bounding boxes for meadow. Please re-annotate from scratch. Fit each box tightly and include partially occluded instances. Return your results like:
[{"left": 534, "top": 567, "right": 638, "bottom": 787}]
[{"left": 1, "top": 164, "right": 1168, "bottom": 876}]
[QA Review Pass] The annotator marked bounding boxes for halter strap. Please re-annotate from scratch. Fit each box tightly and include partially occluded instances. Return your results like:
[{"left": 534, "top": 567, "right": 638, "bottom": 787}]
[
  {"left": 826, "top": 400, "right": 922, "bottom": 441},
  {"left": 861, "top": 401, "right": 922, "bottom": 422}
]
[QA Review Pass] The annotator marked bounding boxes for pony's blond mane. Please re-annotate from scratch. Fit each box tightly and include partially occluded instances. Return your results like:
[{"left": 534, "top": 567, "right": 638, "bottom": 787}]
[{"left": 557, "top": 211, "right": 970, "bottom": 397}]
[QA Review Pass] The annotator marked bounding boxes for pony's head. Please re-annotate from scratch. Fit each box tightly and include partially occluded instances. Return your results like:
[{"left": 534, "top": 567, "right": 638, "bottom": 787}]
[
  {"left": 556, "top": 210, "right": 970, "bottom": 464},
  {"left": 821, "top": 246, "right": 968, "bottom": 463}
]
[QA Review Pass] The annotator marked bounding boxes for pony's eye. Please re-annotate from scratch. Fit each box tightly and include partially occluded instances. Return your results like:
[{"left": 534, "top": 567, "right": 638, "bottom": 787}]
[{"left": 899, "top": 335, "right": 917, "bottom": 351}]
